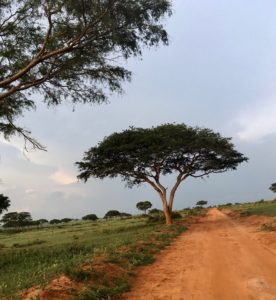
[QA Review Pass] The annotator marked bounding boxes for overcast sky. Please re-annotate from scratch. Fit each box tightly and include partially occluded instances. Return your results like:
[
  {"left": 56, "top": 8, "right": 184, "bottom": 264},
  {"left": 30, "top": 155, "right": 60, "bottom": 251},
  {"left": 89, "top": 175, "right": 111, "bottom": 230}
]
[{"left": 1, "top": 0, "right": 276, "bottom": 220}]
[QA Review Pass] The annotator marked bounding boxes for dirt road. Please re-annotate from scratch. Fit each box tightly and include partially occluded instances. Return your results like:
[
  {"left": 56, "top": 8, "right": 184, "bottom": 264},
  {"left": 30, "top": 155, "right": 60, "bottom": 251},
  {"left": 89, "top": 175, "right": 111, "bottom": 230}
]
[{"left": 123, "top": 208, "right": 276, "bottom": 300}]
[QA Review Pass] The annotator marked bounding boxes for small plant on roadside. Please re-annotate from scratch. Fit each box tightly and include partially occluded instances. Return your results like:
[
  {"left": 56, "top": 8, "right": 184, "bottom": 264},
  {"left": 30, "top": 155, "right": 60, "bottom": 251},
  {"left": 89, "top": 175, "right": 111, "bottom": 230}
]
[
  {"left": 240, "top": 211, "right": 252, "bottom": 217},
  {"left": 260, "top": 222, "right": 276, "bottom": 231}
]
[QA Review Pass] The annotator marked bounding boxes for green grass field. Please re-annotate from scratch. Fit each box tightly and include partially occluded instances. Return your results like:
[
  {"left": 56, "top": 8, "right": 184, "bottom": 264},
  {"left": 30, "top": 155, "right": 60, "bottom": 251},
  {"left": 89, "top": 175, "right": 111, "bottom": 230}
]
[
  {"left": 0, "top": 216, "right": 186, "bottom": 298},
  {"left": 219, "top": 200, "right": 276, "bottom": 217}
]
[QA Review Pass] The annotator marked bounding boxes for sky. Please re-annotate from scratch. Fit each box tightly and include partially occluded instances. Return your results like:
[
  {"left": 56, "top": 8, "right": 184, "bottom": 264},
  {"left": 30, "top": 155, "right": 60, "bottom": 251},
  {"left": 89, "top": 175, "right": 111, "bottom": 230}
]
[{"left": 1, "top": 0, "right": 276, "bottom": 220}]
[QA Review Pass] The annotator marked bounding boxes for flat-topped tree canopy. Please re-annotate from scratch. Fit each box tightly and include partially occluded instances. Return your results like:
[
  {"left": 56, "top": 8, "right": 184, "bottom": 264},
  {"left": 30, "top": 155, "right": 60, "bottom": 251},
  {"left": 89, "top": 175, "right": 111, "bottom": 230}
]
[{"left": 76, "top": 124, "right": 248, "bottom": 224}]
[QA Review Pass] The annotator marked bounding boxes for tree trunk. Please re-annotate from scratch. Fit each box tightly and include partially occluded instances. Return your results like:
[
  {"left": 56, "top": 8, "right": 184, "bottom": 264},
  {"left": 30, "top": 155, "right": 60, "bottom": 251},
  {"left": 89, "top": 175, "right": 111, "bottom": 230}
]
[
  {"left": 164, "top": 208, "right": 173, "bottom": 225},
  {"left": 162, "top": 198, "right": 173, "bottom": 225}
]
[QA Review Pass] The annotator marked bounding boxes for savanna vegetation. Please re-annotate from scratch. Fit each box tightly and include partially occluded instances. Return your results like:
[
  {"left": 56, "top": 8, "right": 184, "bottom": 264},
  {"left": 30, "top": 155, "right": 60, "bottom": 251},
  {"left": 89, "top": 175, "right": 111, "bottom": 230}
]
[
  {"left": 218, "top": 199, "right": 276, "bottom": 232},
  {"left": 218, "top": 199, "right": 276, "bottom": 217},
  {"left": 0, "top": 213, "right": 187, "bottom": 298}
]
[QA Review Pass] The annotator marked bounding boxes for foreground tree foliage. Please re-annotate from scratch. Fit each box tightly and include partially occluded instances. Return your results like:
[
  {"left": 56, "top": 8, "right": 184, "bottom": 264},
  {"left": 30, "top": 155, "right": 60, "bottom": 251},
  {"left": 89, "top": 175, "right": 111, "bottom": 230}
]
[
  {"left": 77, "top": 124, "right": 248, "bottom": 224},
  {"left": 0, "top": 0, "right": 171, "bottom": 149},
  {"left": 0, "top": 194, "right": 10, "bottom": 215}
]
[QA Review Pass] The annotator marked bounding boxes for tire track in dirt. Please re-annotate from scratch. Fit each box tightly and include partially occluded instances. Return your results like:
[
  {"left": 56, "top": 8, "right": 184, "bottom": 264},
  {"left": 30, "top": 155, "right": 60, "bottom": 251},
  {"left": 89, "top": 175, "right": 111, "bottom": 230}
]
[{"left": 122, "top": 208, "right": 276, "bottom": 300}]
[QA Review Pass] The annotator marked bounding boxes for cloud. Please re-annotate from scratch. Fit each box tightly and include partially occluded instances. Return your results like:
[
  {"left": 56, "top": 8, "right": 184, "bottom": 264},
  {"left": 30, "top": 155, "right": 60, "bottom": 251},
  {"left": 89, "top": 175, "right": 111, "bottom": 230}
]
[
  {"left": 25, "top": 189, "right": 35, "bottom": 194},
  {"left": 236, "top": 100, "right": 276, "bottom": 142},
  {"left": 50, "top": 169, "right": 77, "bottom": 185}
]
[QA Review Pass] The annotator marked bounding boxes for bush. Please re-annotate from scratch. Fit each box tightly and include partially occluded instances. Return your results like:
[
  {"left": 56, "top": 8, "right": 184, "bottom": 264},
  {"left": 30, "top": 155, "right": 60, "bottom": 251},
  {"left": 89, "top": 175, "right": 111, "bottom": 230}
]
[
  {"left": 104, "top": 210, "right": 121, "bottom": 219},
  {"left": 260, "top": 221, "right": 276, "bottom": 231},
  {"left": 49, "top": 219, "right": 62, "bottom": 224},
  {"left": 240, "top": 211, "right": 251, "bottom": 217},
  {"left": 61, "top": 218, "right": 73, "bottom": 223},
  {"left": 147, "top": 211, "right": 182, "bottom": 223},
  {"left": 82, "top": 214, "right": 98, "bottom": 221},
  {"left": 172, "top": 211, "right": 182, "bottom": 219},
  {"left": 119, "top": 212, "right": 132, "bottom": 218},
  {"left": 149, "top": 208, "right": 163, "bottom": 214}
]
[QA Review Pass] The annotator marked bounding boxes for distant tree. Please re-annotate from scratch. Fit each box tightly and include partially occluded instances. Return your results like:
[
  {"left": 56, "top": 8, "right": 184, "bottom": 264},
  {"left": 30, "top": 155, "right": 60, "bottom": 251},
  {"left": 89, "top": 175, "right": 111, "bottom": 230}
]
[
  {"left": 136, "top": 201, "right": 152, "bottom": 214},
  {"left": 30, "top": 220, "right": 40, "bottom": 226},
  {"left": 77, "top": 124, "right": 248, "bottom": 224},
  {"left": 119, "top": 212, "right": 132, "bottom": 217},
  {"left": 37, "top": 219, "right": 48, "bottom": 224},
  {"left": 269, "top": 183, "right": 276, "bottom": 193},
  {"left": 18, "top": 212, "right": 32, "bottom": 226},
  {"left": 149, "top": 208, "right": 163, "bottom": 214},
  {"left": 196, "top": 200, "right": 208, "bottom": 207},
  {"left": 82, "top": 214, "right": 98, "bottom": 221},
  {"left": 61, "top": 218, "right": 73, "bottom": 223},
  {"left": 0, "top": 0, "right": 171, "bottom": 150},
  {"left": 1, "top": 212, "right": 18, "bottom": 227},
  {"left": 104, "top": 210, "right": 121, "bottom": 219},
  {"left": 49, "top": 219, "right": 61, "bottom": 225},
  {"left": 0, "top": 194, "right": 10, "bottom": 215},
  {"left": 1, "top": 211, "right": 32, "bottom": 227}
]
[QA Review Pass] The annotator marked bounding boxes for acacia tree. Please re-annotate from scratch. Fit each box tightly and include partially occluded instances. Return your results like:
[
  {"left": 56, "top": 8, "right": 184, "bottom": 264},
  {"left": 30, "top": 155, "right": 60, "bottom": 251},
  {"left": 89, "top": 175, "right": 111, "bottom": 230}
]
[
  {"left": 0, "top": 0, "right": 171, "bottom": 149},
  {"left": 1, "top": 211, "right": 32, "bottom": 227},
  {"left": 76, "top": 124, "right": 248, "bottom": 224},
  {"left": 136, "top": 201, "right": 152, "bottom": 214},
  {"left": 196, "top": 200, "right": 207, "bottom": 207},
  {"left": 0, "top": 194, "right": 10, "bottom": 215}
]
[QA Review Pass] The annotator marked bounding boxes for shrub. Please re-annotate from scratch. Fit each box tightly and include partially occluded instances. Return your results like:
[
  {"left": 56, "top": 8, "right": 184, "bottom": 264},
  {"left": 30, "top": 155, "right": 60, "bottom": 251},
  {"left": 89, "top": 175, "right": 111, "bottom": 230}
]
[
  {"left": 49, "top": 219, "right": 62, "bottom": 224},
  {"left": 82, "top": 214, "right": 98, "bottom": 221},
  {"left": 104, "top": 210, "right": 121, "bottom": 219},
  {"left": 61, "top": 218, "right": 73, "bottom": 223},
  {"left": 261, "top": 222, "right": 276, "bottom": 231},
  {"left": 149, "top": 208, "right": 163, "bottom": 214},
  {"left": 147, "top": 211, "right": 182, "bottom": 223},
  {"left": 240, "top": 211, "right": 251, "bottom": 217}
]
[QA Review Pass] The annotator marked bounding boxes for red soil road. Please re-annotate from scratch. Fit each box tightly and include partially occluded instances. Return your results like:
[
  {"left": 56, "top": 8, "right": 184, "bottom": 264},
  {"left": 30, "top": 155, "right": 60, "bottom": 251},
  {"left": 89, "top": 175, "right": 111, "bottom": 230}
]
[{"left": 122, "top": 208, "right": 276, "bottom": 300}]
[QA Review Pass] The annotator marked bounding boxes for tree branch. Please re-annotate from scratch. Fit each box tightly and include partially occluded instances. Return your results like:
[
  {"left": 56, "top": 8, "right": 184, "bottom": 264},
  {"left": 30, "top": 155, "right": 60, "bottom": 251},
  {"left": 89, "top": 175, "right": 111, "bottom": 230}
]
[{"left": 7, "top": 117, "right": 46, "bottom": 151}]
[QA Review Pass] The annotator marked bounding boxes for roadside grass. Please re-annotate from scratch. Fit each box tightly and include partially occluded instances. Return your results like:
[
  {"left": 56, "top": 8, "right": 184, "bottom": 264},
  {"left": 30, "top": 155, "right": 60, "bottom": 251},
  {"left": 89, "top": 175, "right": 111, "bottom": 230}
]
[
  {"left": 218, "top": 200, "right": 276, "bottom": 217},
  {"left": 0, "top": 216, "right": 186, "bottom": 298},
  {"left": 218, "top": 200, "right": 276, "bottom": 232}
]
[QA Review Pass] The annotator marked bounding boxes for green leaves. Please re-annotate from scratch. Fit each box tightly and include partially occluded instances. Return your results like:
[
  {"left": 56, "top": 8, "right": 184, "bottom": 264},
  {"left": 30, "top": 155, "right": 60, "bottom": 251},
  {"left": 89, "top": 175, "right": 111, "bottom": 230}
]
[
  {"left": 136, "top": 201, "right": 152, "bottom": 213},
  {"left": 0, "top": 0, "right": 171, "bottom": 148},
  {"left": 76, "top": 123, "right": 248, "bottom": 186}
]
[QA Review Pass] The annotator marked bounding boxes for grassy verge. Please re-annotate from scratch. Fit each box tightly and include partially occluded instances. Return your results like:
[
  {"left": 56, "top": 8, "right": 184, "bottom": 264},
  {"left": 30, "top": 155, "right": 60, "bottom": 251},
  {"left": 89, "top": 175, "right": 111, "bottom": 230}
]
[
  {"left": 218, "top": 200, "right": 276, "bottom": 232},
  {"left": 0, "top": 217, "right": 186, "bottom": 298},
  {"left": 218, "top": 200, "right": 276, "bottom": 217}
]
